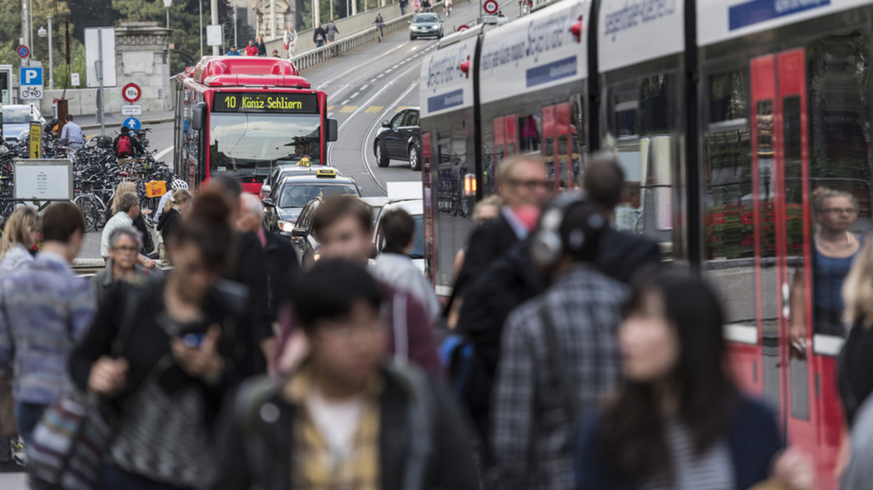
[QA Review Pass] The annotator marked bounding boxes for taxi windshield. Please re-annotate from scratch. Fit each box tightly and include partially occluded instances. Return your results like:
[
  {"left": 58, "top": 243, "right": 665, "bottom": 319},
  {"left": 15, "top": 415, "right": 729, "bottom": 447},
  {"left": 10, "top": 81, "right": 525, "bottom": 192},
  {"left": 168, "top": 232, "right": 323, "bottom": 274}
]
[
  {"left": 278, "top": 183, "right": 358, "bottom": 208},
  {"left": 209, "top": 113, "right": 321, "bottom": 178}
]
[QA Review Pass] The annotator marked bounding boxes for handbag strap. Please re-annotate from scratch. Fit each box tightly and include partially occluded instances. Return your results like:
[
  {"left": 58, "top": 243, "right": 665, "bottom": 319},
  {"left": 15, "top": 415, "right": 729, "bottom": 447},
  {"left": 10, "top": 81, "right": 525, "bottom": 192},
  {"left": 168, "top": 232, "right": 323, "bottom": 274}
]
[{"left": 539, "top": 307, "right": 579, "bottom": 420}]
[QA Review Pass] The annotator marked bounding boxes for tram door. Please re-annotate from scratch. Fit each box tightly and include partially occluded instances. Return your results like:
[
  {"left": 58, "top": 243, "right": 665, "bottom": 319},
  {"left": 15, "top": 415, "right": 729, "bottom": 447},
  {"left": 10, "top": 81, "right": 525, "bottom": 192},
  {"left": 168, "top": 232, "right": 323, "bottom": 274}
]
[{"left": 750, "top": 49, "right": 819, "bottom": 457}]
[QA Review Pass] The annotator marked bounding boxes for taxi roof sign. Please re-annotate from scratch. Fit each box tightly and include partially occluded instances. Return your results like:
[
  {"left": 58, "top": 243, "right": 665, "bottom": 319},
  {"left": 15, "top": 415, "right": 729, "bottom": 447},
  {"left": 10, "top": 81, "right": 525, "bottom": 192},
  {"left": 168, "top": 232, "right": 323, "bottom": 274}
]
[{"left": 316, "top": 168, "right": 337, "bottom": 178}]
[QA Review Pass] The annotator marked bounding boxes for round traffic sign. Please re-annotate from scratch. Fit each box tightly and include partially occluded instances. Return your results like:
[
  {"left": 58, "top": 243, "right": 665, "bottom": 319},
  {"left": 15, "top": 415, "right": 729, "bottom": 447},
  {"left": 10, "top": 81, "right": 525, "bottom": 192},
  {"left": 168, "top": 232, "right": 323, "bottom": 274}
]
[
  {"left": 122, "top": 83, "right": 142, "bottom": 103},
  {"left": 483, "top": 0, "right": 498, "bottom": 14},
  {"left": 16, "top": 45, "right": 29, "bottom": 59},
  {"left": 458, "top": 24, "right": 469, "bottom": 32},
  {"left": 123, "top": 117, "right": 142, "bottom": 131}
]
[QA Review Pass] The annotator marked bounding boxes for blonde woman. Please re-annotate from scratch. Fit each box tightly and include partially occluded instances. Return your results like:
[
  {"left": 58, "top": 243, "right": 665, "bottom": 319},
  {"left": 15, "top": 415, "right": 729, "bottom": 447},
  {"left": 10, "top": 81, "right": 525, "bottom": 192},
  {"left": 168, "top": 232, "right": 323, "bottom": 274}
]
[
  {"left": 790, "top": 187, "right": 862, "bottom": 350},
  {"left": 107, "top": 182, "right": 154, "bottom": 254},
  {"left": 156, "top": 189, "right": 193, "bottom": 265},
  {"left": 0, "top": 206, "right": 40, "bottom": 276}
]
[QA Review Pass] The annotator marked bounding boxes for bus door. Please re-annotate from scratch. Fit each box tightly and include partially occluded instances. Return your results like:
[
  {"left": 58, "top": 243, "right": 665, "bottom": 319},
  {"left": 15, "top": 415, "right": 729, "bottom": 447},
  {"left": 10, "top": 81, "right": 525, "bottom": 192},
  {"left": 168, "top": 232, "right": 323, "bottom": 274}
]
[{"left": 750, "top": 48, "right": 818, "bottom": 455}]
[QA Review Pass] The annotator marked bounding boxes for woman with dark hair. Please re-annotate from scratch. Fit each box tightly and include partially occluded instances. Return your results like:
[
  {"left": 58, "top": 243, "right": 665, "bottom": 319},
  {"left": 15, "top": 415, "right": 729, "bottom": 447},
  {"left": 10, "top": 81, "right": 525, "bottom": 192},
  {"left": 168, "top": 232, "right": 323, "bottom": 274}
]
[
  {"left": 69, "top": 190, "right": 253, "bottom": 490},
  {"left": 576, "top": 270, "right": 814, "bottom": 490}
]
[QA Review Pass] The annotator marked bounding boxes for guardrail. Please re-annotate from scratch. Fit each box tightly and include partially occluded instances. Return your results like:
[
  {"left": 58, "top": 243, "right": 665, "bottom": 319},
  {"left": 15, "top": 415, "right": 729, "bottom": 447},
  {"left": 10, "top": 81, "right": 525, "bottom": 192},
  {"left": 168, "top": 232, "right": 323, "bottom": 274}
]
[
  {"left": 289, "top": 4, "right": 442, "bottom": 71},
  {"left": 290, "top": 12, "right": 411, "bottom": 70}
]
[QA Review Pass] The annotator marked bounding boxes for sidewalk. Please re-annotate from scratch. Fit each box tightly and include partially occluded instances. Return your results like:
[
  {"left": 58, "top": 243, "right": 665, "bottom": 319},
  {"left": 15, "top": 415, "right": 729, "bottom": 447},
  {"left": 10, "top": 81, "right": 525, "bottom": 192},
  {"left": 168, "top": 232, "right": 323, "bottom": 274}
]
[{"left": 75, "top": 109, "right": 175, "bottom": 130}]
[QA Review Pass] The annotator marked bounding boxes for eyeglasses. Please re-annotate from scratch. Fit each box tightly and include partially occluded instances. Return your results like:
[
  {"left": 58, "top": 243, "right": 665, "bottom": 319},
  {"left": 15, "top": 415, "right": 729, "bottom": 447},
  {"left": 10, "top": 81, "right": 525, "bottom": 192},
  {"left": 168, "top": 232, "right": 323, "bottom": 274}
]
[
  {"left": 111, "top": 245, "right": 138, "bottom": 253},
  {"left": 507, "top": 179, "right": 552, "bottom": 191},
  {"left": 822, "top": 208, "right": 857, "bottom": 215}
]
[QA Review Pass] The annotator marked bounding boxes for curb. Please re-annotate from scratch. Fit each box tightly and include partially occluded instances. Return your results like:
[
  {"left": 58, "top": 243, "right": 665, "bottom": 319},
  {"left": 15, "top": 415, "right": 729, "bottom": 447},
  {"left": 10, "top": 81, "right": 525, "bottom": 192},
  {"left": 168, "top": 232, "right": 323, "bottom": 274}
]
[{"left": 80, "top": 117, "right": 175, "bottom": 131}]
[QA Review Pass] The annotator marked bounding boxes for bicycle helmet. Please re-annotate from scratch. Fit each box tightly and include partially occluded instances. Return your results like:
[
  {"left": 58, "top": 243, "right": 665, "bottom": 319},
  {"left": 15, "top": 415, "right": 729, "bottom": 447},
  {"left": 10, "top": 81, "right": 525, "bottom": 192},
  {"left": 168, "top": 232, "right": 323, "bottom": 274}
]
[{"left": 171, "top": 179, "right": 189, "bottom": 191}]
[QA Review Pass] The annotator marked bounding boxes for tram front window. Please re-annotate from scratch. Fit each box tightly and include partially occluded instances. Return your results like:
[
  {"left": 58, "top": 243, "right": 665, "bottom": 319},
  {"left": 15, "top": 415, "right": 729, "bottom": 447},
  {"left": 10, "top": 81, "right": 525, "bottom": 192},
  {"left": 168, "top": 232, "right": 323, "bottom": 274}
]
[{"left": 208, "top": 113, "right": 322, "bottom": 180}]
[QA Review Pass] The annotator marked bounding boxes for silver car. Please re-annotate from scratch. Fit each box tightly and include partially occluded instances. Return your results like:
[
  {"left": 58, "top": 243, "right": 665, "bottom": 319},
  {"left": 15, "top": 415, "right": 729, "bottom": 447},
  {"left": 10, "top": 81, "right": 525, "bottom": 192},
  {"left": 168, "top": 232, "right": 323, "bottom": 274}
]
[{"left": 2, "top": 104, "right": 43, "bottom": 141}]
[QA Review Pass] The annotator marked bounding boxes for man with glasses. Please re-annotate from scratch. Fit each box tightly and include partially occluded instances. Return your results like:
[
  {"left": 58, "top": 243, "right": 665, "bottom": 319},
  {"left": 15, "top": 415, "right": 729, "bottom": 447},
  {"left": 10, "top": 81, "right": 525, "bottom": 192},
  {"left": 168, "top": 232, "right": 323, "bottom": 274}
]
[
  {"left": 92, "top": 226, "right": 156, "bottom": 309},
  {"left": 454, "top": 156, "right": 551, "bottom": 298}
]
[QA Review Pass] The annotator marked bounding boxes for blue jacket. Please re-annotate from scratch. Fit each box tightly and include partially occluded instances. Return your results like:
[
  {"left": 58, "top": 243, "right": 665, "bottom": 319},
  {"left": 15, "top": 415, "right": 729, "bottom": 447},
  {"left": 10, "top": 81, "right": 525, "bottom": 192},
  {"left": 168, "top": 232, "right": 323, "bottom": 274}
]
[{"left": 575, "top": 396, "right": 783, "bottom": 490}]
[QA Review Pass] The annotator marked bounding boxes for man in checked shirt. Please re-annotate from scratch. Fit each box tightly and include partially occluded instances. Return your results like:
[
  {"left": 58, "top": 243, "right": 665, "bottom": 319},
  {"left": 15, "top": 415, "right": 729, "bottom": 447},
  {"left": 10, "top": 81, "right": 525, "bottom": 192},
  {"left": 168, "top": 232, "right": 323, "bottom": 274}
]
[{"left": 490, "top": 196, "right": 629, "bottom": 490}]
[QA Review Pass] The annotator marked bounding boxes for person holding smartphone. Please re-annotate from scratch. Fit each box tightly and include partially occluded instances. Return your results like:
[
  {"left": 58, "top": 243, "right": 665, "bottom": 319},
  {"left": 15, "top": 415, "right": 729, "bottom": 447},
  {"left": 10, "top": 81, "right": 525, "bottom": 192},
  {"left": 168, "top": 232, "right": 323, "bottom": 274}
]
[{"left": 69, "top": 190, "right": 255, "bottom": 490}]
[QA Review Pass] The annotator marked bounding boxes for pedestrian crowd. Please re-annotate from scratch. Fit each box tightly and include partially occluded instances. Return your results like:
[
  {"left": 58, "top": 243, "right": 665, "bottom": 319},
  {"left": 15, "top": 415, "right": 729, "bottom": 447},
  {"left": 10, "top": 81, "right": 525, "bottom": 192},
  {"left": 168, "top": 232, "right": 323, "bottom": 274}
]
[{"left": 0, "top": 151, "right": 870, "bottom": 490}]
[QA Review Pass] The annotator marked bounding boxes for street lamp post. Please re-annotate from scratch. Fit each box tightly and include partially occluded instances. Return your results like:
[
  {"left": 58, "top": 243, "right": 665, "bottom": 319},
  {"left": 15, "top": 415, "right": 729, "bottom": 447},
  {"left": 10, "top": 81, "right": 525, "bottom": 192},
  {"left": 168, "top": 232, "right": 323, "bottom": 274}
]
[
  {"left": 163, "top": 0, "right": 172, "bottom": 29},
  {"left": 37, "top": 16, "right": 53, "bottom": 91}
]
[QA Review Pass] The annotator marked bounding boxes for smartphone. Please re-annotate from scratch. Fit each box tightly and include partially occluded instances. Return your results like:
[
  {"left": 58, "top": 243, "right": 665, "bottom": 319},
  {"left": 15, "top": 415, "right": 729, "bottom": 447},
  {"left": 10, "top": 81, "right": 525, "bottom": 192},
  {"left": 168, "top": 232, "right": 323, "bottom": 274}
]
[{"left": 181, "top": 332, "right": 205, "bottom": 348}]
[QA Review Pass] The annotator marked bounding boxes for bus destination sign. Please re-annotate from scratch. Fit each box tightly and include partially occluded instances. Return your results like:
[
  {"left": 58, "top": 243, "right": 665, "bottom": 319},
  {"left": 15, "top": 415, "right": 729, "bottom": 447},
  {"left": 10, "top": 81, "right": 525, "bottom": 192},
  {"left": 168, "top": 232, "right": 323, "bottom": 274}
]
[{"left": 213, "top": 92, "right": 319, "bottom": 114}]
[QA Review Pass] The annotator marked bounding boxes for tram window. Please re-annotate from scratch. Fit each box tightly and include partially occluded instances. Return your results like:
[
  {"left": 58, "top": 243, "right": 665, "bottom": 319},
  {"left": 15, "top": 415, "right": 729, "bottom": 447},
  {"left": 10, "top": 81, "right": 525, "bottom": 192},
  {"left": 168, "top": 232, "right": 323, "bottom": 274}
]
[
  {"left": 518, "top": 114, "right": 540, "bottom": 152},
  {"left": 640, "top": 76, "right": 670, "bottom": 134},
  {"left": 709, "top": 71, "right": 747, "bottom": 124},
  {"left": 805, "top": 31, "right": 872, "bottom": 344}
]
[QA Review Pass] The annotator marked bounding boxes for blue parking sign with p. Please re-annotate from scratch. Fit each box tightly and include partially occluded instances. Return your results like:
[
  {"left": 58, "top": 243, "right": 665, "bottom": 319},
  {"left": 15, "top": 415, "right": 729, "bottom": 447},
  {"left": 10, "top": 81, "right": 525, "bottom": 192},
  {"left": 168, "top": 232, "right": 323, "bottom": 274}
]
[{"left": 19, "top": 67, "right": 42, "bottom": 86}]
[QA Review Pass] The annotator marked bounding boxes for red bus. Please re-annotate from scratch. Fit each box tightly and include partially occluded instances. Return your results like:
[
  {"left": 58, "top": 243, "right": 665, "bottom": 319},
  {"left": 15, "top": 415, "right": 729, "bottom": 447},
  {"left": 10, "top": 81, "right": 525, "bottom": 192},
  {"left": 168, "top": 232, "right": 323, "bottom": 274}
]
[{"left": 172, "top": 57, "right": 337, "bottom": 194}]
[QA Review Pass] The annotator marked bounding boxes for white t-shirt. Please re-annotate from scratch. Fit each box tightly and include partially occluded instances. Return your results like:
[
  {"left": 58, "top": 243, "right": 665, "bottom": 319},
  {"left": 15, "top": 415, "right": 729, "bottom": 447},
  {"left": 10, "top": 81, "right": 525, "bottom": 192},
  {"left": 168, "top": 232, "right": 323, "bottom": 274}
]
[{"left": 305, "top": 387, "right": 366, "bottom": 464}]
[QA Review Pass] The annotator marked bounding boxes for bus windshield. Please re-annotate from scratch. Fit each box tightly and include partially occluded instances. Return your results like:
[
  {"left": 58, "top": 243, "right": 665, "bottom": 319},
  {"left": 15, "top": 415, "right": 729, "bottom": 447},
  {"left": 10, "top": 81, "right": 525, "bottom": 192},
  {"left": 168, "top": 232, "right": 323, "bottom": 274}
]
[{"left": 209, "top": 112, "right": 322, "bottom": 179}]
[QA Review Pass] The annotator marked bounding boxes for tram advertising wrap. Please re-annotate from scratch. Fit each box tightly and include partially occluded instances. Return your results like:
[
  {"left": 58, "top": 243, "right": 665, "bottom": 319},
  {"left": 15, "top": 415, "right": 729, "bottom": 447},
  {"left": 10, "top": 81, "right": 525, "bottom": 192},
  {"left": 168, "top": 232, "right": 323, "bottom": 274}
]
[
  {"left": 598, "top": 0, "right": 684, "bottom": 72},
  {"left": 420, "top": 34, "right": 479, "bottom": 294},
  {"left": 478, "top": 0, "right": 589, "bottom": 104}
]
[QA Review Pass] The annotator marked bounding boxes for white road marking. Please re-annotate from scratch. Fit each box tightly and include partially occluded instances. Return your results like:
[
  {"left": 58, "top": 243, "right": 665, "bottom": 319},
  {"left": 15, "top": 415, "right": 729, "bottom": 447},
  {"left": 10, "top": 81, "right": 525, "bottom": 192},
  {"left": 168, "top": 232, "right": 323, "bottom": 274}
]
[
  {"left": 386, "top": 69, "right": 393, "bottom": 73},
  {"left": 341, "top": 99, "right": 350, "bottom": 104},
  {"left": 370, "top": 78, "right": 377, "bottom": 82},
  {"left": 155, "top": 146, "right": 173, "bottom": 161},
  {"left": 350, "top": 91, "right": 360, "bottom": 98},
  {"left": 393, "top": 64, "right": 399, "bottom": 69},
  {"left": 360, "top": 81, "right": 419, "bottom": 194},
  {"left": 377, "top": 73, "right": 385, "bottom": 78},
  {"left": 359, "top": 84, "right": 368, "bottom": 91}
]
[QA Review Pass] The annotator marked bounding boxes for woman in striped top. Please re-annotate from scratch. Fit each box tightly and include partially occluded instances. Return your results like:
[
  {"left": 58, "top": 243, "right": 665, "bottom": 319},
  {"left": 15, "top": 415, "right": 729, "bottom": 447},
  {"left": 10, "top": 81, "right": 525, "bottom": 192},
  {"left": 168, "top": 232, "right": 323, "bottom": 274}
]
[{"left": 575, "top": 270, "right": 815, "bottom": 490}]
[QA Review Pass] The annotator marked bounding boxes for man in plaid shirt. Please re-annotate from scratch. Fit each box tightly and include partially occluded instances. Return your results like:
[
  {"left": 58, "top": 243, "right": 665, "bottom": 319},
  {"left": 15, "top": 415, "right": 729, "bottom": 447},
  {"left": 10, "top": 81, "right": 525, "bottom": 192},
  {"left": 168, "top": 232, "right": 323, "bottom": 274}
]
[{"left": 491, "top": 197, "right": 629, "bottom": 490}]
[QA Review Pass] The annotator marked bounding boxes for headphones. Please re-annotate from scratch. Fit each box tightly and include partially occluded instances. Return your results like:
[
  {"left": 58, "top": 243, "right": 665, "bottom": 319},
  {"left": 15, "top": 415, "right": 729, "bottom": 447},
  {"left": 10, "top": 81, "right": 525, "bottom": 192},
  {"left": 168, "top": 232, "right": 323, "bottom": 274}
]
[{"left": 530, "top": 191, "right": 606, "bottom": 269}]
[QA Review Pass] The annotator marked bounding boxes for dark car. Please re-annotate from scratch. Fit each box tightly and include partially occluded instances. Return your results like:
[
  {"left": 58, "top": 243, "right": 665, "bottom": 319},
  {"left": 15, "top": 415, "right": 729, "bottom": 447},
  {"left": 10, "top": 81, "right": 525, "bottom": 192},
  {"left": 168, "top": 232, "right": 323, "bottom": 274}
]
[
  {"left": 260, "top": 164, "right": 343, "bottom": 200},
  {"left": 409, "top": 13, "right": 443, "bottom": 40},
  {"left": 263, "top": 169, "right": 362, "bottom": 236},
  {"left": 289, "top": 197, "right": 323, "bottom": 267},
  {"left": 373, "top": 108, "right": 422, "bottom": 171}
]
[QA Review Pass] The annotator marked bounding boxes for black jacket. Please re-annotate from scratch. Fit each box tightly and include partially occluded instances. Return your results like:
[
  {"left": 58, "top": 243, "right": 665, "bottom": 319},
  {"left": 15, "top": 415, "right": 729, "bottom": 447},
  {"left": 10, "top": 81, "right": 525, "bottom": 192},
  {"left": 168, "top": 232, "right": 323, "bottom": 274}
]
[
  {"left": 228, "top": 231, "right": 273, "bottom": 376},
  {"left": 596, "top": 229, "right": 661, "bottom": 285},
  {"left": 458, "top": 239, "right": 544, "bottom": 376},
  {"left": 257, "top": 42, "right": 267, "bottom": 56},
  {"left": 70, "top": 277, "right": 252, "bottom": 418},
  {"left": 208, "top": 365, "right": 480, "bottom": 490},
  {"left": 453, "top": 213, "right": 519, "bottom": 299},
  {"left": 157, "top": 208, "right": 181, "bottom": 250},
  {"left": 313, "top": 26, "right": 327, "bottom": 43},
  {"left": 263, "top": 230, "right": 300, "bottom": 322}
]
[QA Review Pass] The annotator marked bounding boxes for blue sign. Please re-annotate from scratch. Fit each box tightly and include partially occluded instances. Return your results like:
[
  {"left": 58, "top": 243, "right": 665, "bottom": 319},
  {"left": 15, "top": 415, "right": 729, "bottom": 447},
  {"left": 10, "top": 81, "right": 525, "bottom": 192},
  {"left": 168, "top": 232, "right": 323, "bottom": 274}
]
[
  {"left": 16, "top": 45, "right": 29, "bottom": 58},
  {"left": 729, "top": 0, "right": 830, "bottom": 31},
  {"left": 19, "top": 67, "right": 42, "bottom": 86},
  {"left": 526, "top": 56, "right": 577, "bottom": 88},
  {"left": 123, "top": 117, "right": 141, "bottom": 131},
  {"left": 427, "top": 89, "right": 464, "bottom": 113}
]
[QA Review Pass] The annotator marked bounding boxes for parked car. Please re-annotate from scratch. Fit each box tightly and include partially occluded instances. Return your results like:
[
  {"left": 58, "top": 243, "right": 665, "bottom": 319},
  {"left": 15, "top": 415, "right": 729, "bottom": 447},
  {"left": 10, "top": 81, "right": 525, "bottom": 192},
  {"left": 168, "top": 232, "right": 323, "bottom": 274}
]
[
  {"left": 409, "top": 13, "right": 443, "bottom": 40},
  {"left": 373, "top": 107, "right": 422, "bottom": 170},
  {"left": 3, "top": 104, "right": 43, "bottom": 141}
]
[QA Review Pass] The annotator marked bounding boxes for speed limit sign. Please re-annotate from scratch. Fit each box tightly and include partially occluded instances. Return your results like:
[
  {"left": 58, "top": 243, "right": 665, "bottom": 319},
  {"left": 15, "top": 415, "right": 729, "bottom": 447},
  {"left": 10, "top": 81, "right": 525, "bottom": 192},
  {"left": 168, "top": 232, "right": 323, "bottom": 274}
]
[
  {"left": 483, "top": 0, "right": 498, "bottom": 14},
  {"left": 122, "top": 83, "right": 142, "bottom": 103}
]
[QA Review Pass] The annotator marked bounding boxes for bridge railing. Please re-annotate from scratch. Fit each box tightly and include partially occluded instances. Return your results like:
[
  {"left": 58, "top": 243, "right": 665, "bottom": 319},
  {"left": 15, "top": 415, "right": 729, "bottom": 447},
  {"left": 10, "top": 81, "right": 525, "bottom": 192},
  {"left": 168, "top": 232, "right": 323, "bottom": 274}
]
[{"left": 266, "top": 3, "right": 441, "bottom": 71}]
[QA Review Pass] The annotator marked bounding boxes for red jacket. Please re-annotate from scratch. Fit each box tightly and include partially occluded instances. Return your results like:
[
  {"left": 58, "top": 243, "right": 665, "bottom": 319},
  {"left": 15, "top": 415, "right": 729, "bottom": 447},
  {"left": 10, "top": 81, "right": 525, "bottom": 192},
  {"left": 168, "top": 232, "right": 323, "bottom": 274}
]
[
  {"left": 275, "top": 282, "right": 442, "bottom": 376},
  {"left": 245, "top": 44, "right": 258, "bottom": 56}
]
